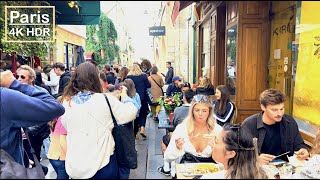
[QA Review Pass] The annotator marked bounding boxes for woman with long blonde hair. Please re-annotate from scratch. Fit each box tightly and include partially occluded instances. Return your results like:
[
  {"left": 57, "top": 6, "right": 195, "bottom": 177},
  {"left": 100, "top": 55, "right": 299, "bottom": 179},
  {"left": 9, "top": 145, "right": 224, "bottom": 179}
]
[
  {"left": 127, "top": 64, "right": 151, "bottom": 138},
  {"left": 164, "top": 94, "right": 222, "bottom": 165}
]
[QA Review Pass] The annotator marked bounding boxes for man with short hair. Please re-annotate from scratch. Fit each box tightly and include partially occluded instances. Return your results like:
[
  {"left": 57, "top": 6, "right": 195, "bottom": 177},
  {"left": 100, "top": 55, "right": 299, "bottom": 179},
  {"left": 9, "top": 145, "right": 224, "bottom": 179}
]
[
  {"left": 164, "top": 61, "right": 174, "bottom": 85},
  {"left": 241, "top": 88, "right": 309, "bottom": 164},
  {"left": 53, "top": 62, "right": 71, "bottom": 97},
  {"left": 166, "top": 75, "right": 183, "bottom": 97},
  {"left": 43, "top": 64, "right": 60, "bottom": 96},
  {"left": 0, "top": 70, "right": 65, "bottom": 167},
  {"left": 105, "top": 64, "right": 116, "bottom": 85},
  {"left": 16, "top": 65, "right": 51, "bottom": 172}
]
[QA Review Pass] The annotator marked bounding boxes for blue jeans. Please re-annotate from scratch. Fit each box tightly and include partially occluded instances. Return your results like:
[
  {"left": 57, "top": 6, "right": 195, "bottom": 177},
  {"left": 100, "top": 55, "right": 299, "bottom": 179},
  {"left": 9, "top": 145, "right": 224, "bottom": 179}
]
[
  {"left": 118, "top": 166, "right": 130, "bottom": 179},
  {"left": 49, "top": 159, "right": 69, "bottom": 179},
  {"left": 90, "top": 154, "right": 118, "bottom": 179}
]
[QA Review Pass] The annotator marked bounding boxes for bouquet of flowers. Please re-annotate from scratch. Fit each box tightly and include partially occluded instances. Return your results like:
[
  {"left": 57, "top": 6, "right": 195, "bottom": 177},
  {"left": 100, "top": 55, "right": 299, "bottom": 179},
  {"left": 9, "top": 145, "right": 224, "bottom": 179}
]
[{"left": 158, "top": 93, "right": 182, "bottom": 114}]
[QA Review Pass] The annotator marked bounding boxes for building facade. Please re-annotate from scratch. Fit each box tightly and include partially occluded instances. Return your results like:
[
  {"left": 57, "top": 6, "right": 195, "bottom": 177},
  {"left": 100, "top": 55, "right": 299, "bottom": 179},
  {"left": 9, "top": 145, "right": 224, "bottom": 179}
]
[
  {"left": 154, "top": 1, "right": 197, "bottom": 84},
  {"left": 195, "top": 1, "right": 319, "bottom": 144}
]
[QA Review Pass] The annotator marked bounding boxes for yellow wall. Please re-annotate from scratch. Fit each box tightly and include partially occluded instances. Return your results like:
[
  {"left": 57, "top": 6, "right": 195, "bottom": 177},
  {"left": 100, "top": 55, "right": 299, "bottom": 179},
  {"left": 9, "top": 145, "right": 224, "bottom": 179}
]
[
  {"left": 292, "top": 1, "right": 320, "bottom": 126},
  {"left": 269, "top": 1, "right": 296, "bottom": 113},
  {"left": 54, "top": 27, "right": 86, "bottom": 64}
]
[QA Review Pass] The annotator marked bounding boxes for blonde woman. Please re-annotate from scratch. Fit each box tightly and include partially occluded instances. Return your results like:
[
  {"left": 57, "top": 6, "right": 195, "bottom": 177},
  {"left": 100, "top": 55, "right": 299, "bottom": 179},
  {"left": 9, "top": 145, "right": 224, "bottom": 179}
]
[
  {"left": 127, "top": 64, "right": 151, "bottom": 138},
  {"left": 196, "top": 76, "right": 215, "bottom": 96},
  {"left": 164, "top": 94, "right": 222, "bottom": 164}
]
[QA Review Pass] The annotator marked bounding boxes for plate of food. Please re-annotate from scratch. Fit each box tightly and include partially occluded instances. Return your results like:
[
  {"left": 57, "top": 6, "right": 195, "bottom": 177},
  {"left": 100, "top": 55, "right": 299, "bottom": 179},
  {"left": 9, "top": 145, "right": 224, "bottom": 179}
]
[{"left": 182, "top": 163, "right": 222, "bottom": 177}]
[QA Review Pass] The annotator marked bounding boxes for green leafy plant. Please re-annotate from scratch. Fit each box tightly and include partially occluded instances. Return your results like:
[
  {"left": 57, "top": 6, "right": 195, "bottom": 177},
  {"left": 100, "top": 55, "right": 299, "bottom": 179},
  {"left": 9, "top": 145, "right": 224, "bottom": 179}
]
[
  {"left": 85, "top": 12, "right": 119, "bottom": 66},
  {"left": 158, "top": 93, "right": 182, "bottom": 113}
]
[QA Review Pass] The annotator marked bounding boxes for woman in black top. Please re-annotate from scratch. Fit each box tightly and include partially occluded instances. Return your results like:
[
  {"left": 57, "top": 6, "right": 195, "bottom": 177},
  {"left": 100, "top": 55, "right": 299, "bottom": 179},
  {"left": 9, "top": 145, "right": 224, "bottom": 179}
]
[
  {"left": 212, "top": 85, "right": 235, "bottom": 126},
  {"left": 195, "top": 76, "right": 215, "bottom": 96}
]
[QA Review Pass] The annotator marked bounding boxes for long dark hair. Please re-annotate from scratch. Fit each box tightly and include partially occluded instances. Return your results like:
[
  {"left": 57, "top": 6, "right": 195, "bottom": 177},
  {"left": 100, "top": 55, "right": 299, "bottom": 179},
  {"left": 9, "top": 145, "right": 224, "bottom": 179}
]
[
  {"left": 223, "top": 124, "right": 267, "bottom": 179},
  {"left": 215, "top": 85, "right": 230, "bottom": 115},
  {"left": 62, "top": 62, "right": 102, "bottom": 102}
]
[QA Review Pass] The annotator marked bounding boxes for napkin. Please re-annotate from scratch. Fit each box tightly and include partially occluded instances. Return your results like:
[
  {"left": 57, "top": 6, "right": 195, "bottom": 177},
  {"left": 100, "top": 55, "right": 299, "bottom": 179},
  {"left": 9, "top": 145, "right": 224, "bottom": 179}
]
[{"left": 288, "top": 155, "right": 306, "bottom": 167}]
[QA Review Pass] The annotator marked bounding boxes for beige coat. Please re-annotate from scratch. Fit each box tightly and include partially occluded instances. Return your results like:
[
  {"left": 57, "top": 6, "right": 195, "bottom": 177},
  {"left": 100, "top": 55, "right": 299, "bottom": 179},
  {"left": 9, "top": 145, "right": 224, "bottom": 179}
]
[{"left": 148, "top": 74, "right": 164, "bottom": 103}]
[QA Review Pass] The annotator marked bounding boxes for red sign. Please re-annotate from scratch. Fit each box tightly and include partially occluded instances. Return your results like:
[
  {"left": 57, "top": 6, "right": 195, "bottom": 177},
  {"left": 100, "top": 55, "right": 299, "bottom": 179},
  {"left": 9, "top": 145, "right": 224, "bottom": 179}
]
[{"left": 171, "top": 1, "right": 180, "bottom": 26}]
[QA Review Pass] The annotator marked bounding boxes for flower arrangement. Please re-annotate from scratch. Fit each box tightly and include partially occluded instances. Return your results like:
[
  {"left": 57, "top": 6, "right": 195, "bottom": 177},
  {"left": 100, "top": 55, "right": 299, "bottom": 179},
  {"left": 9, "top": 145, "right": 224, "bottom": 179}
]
[{"left": 158, "top": 93, "right": 182, "bottom": 114}]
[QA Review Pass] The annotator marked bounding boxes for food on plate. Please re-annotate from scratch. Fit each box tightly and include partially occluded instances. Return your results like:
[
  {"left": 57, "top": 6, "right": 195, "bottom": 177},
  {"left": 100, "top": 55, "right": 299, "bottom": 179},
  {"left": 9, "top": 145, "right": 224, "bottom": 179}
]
[{"left": 192, "top": 164, "right": 219, "bottom": 174}]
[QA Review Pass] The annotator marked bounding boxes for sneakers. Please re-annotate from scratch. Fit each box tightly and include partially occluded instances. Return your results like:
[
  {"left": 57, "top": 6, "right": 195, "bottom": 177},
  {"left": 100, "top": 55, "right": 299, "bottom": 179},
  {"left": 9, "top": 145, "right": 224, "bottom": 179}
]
[{"left": 158, "top": 166, "right": 171, "bottom": 176}]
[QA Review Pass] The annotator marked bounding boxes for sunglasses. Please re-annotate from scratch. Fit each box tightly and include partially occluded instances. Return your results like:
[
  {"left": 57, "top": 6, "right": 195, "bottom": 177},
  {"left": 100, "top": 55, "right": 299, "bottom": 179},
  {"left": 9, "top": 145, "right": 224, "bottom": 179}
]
[
  {"left": 228, "top": 124, "right": 255, "bottom": 151},
  {"left": 16, "top": 75, "right": 26, "bottom": 80},
  {"left": 192, "top": 94, "right": 211, "bottom": 103}
]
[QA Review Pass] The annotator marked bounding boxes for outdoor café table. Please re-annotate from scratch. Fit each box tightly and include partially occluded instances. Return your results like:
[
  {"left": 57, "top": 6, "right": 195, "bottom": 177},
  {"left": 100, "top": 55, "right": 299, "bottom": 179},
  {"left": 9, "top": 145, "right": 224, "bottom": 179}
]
[{"left": 157, "top": 108, "right": 174, "bottom": 129}]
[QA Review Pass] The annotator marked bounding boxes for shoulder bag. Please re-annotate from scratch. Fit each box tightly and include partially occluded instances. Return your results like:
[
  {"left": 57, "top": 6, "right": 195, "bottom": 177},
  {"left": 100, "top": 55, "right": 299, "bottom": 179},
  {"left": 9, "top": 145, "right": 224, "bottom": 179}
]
[
  {"left": 150, "top": 76, "right": 164, "bottom": 96},
  {"left": 104, "top": 95, "right": 138, "bottom": 169},
  {"left": 0, "top": 130, "right": 46, "bottom": 179}
]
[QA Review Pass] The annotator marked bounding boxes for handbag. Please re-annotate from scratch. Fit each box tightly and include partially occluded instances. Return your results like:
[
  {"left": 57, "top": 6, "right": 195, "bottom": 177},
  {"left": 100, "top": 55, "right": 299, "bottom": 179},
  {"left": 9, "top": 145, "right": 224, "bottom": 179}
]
[
  {"left": 147, "top": 76, "right": 164, "bottom": 106},
  {"left": 104, "top": 95, "right": 138, "bottom": 169},
  {"left": 146, "top": 88, "right": 155, "bottom": 105},
  {"left": 150, "top": 76, "right": 164, "bottom": 96},
  {"left": 0, "top": 130, "right": 46, "bottom": 179}
]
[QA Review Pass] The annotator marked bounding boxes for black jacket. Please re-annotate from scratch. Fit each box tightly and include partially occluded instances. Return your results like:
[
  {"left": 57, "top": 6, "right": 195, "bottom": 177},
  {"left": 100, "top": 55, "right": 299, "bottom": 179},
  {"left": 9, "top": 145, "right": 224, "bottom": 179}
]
[
  {"left": 58, "top": 71, "right": 71, "bottom": 95},
  {"left": 165, "top": 67, "right": 174, "bottom": 84},
  {"left": 241, "top": 112, "right": 306, "bottom": 156},
  {"left": 106, "top": 72, "right": 116, "bottom": 84},
  {"left": 195, "top": 86, "right": 215, "bottom": 96}
]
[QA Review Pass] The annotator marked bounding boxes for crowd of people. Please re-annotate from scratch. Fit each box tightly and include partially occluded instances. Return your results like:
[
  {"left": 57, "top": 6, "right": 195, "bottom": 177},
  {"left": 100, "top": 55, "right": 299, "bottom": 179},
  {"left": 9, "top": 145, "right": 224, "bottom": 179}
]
[{"left": 1, "top": 58, "right": 319, "bottom": 180}]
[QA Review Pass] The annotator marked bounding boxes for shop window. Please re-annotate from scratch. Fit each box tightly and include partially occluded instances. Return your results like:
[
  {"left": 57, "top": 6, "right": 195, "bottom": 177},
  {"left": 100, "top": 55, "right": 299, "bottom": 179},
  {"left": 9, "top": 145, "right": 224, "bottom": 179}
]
[
  {"left": 226, "top": 25, "right": 237, "bottom": 96},
  {"left": 201, "top": 22, "right": 210, "bottom": 77},
  {"left": 291, "top": 1, "right": 319, "bottom": 140}
]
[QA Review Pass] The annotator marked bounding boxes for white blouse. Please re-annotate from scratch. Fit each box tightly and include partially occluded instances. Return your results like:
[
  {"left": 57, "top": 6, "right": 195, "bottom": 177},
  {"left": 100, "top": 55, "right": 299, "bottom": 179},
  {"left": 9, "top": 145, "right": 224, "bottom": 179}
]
[
  {"left": 61, "top": 93, "right": 138, "bottom": 179},
  {"left": 164, "top": 121, "right": 222, "bottom": 163}
]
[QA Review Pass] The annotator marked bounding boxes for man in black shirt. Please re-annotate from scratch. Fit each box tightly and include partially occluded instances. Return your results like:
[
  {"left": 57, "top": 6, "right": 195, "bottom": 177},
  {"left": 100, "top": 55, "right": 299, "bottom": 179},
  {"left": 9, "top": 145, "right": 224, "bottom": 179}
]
[
  {"left": 241, "top": 89, "right": 309, "bottom": 164},
  {"left": 164, "top": 61, "right": 174, "bottom": 85}
]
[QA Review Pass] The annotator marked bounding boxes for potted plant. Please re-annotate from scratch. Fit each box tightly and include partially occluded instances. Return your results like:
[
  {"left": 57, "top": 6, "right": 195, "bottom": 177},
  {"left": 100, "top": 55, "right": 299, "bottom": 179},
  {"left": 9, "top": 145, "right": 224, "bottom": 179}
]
[{"left": 158, "top": 93, "right": 182, "bottom": 115}]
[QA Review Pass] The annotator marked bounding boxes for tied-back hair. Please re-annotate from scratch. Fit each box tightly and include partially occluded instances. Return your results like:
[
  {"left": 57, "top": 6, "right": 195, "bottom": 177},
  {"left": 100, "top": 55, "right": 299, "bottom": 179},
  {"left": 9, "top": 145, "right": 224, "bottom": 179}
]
[
  {"left": 185, "top": 97, "right": 216, "bottom": 136},
  {"left": 122, "top": 79, "right": 137, "bottom": 98},
  {"left": 223, "top": 124, "right": 267, "bottom": 179},
  {"left": 311, "top": 128, "right": 320, "bottom": 155},
  {"left": 62, "top": 62, "right": 102, "bottom": 103},
  {"left": 128, "top": 64, "right": 143, "bottom": 76},
  {"left": 215, "top": 85, "right": 231, "bottom": 115}
]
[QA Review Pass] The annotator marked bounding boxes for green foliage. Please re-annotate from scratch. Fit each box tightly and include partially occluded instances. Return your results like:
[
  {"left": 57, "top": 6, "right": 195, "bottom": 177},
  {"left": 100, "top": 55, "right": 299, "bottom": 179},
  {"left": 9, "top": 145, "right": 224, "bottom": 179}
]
[
  {"left": 86, "top": 12, "right": 119, "bottom": 66},
  {"left": 0, "top": 1, "right": 55, "bottom": 58}
]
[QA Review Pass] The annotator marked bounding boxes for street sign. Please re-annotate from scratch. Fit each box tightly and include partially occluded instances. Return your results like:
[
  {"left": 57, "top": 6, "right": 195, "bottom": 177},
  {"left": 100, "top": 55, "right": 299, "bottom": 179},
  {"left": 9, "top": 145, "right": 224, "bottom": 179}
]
[{"left": 149, "top": 26, "right": 165, "bottom": 36}]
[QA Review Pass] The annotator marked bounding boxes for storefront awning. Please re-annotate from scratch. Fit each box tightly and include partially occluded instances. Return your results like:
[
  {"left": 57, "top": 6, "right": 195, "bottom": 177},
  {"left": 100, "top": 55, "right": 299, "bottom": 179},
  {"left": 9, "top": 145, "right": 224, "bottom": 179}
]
[
  {"left": 172, "top": 1, "right": 196, "bottom": 26},
  {"left": 47, "top": 1, "right": 100, "bottom": 25}
]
